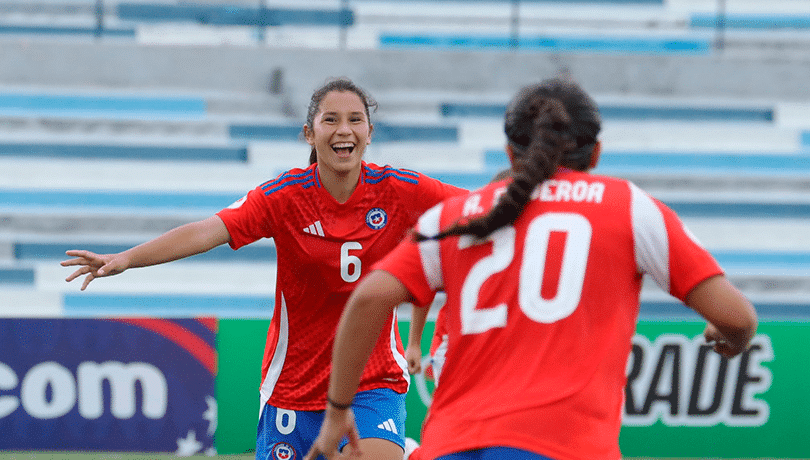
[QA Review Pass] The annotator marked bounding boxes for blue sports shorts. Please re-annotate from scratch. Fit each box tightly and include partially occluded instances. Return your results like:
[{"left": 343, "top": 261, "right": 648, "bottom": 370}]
[
  {"left": 436, "top": 447, "right": 555, "bottom": 460},
  {"left": 256, "top": 387, "right": 406, "bottom": 460}
]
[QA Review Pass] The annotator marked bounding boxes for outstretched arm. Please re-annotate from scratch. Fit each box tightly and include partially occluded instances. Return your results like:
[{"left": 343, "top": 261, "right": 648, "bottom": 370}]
[
  {"left": 305, "top": 270, "right": 412, "bottom": 460},
  {"left": 685, "top": 274, "right": 758, "bottom": 358},
  {"left": 61, "top": 215, "right": 231, "bottom": 290}
]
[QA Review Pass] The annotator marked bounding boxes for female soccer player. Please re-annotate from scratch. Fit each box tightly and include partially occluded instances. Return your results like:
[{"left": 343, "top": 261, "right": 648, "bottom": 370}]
[
  {"left": 303, "top": 78, "right": 758, "bottom": 460},
  {"left": 61, "top": 78, "right": 465, "bottom": 460}
]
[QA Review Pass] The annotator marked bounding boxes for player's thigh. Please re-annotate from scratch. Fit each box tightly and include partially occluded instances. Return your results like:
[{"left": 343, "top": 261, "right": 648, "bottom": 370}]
[
  {"left": 342, "top": 437, "right": 406, "bottom": 460},
  {"left": 256, "top": 404, "right": 322, "bottom": 460},
  {"left": 436, "top": 447, "right": 555, "bottom": 460}
]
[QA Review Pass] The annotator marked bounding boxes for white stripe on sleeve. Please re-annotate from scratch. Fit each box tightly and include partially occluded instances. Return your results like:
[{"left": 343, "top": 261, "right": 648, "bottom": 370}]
[
  {"left": 630, "top": 183, "right": 670, "bottom": 293},
  {"left": 416, "top": 203, "right": 444, "bottom": 291}
]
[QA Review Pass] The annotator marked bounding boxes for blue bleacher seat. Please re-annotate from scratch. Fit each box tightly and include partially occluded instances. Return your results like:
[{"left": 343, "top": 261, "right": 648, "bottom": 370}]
[
  {"left": 380, "top": 34, "right": 709, "bottom": 54},
  {"left": 690, "top": 14, "right": 810, "bottom": 30},
  {"left": 640, "top": 301, "right": 810, "bottom": 320},
  {"left": 0, "top": 24, "right": 135, "bottom": 37},
  {"left": 117, "top": 3, "right": 354, "bottom": 27},
  {"left": 0, "top": 93, "right": 206, "bottom": 118},
  {"left": 0, "top": 143, "right": 247, "bottom": 162},
  {"left": 0, "top": 189, "right": 243, "bottom": 212},
  {"left": 485, "top": 150, "right": 810, "bottom": 173},
  {"left": 0, "top": 268, "right": 35, "bottom": 285},
  {"left": 229, "top": 122, "right": 458, "bottom": 142},
  {"left": 442, "top": 102, "right": 773, "bottom": 121}
]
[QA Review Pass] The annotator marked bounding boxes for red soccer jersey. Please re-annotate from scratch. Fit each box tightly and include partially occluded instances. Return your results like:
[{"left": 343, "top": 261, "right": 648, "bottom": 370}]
[
  {"left": 216, "top": 162, "right": 464, "bottom": 411},
  {"left": 374, "top": 168, "right": 723, "bottom": 460}
]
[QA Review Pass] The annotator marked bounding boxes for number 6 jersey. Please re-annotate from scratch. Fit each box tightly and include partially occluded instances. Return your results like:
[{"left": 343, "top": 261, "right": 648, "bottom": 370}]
[
  {"left": 372, "top": 167, "right": 723, "bottom": 460},
  {"left": 216, "top": 162, "right": 464, "bottom": 411}
]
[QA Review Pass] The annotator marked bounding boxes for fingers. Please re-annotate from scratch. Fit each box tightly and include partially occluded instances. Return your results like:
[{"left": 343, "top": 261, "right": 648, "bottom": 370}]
[
  {"left": 81, "top": 273, "right": 95, "bottom": 291},
  {"left": 346, "top": 427, "right": 361, "bottom": 457},
  {"left": 408, "top": 360, "right": 422, "bottom": 375}
]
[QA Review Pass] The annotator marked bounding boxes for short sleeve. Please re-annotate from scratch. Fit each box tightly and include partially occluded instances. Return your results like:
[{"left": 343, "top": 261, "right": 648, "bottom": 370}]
[
  {"left": 216, "top": 186, "right": 274, "bottom": 250},
  {"left": 630, "top": 183, "right": 723, "bottom": 301}
]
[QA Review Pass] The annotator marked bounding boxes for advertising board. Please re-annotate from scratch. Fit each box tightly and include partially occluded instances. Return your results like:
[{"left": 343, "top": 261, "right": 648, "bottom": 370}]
[
  {"left": 0, "top": 318, "right": 217, "bottom": 455},
  {"left": 217, "top": 319, "right": 808, "bottom": 458}
]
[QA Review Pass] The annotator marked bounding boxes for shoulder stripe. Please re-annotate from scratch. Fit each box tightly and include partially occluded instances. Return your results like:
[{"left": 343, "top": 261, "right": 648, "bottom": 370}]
[
  {"left": 364, "top": 165, "right": 419, "bottom": 185},
  {"left": 262, "top": 170, "right": 316, "bottom": 195},
  {"left": 365, "top": 165, "right": 419, "bottom": 178}
]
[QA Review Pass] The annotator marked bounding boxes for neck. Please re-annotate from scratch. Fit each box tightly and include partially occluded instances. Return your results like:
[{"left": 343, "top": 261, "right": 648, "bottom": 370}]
[{"left": 318, "top": 165, "right": 361, "bottom": 204}]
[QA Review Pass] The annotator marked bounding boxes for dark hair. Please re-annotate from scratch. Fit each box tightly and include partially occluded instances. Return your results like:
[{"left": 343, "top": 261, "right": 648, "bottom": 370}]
[
  {"left": 416, "top": 82, "right": 584, "bottom": 243},
  {"left": 508, "top": 78, "right": 601, "bottom": 171},
  {"left": 304, "top": 77, "right": 378, "bottom": 165}
]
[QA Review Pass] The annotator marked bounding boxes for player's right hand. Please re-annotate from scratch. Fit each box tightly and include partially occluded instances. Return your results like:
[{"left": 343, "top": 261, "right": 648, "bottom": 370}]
[{"left": 61, "top": 250, "right": 128, "bottom": 291}]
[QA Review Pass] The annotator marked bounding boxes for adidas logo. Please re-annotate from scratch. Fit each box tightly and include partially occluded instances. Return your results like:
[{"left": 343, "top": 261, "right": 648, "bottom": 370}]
[
  {"left": 303, "top": 221, "right": 325, "bottom": 237},
  {"left": 377, "top": 418, "right": 398, "bottom": 434}
]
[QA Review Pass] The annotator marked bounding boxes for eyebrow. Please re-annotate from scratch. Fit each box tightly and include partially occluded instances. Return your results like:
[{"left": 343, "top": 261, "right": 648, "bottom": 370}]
[{"left": 321, "top": 111, "right": 366, "bottom": 116}]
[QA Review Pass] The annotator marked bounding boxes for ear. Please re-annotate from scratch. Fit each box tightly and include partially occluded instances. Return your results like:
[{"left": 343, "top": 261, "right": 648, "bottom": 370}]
[
  {"left": 303, "top": 124, "right": 315, "bottom": 146},
  {"left": 367, "top": 123, "right": 374, "bottom": 144},
  {"left": 588, "top": 141, "right": 602, "bottom": 170}
]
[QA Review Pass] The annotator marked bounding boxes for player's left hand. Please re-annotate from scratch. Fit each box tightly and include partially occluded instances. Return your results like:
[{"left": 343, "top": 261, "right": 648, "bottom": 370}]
[
  {"left": 303, "top": 407, "right": 361, "bottom": 460},
  {"left": 405, "top": 345, "right": 423, "bottom": 375},
  {"left": 704, "top": 322, "right": 742, "bottom": 358}
]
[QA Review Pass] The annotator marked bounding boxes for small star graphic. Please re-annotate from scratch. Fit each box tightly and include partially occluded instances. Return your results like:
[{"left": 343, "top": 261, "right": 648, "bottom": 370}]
[
  {"left": 203, "top": 395, "right": 218, "bottom": 436},
  {"left": 176, "top": 430, "right": 202, "bottom": 457}
]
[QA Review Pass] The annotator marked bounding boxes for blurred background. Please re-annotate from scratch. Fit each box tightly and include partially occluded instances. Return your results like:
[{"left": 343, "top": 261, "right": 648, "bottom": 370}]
[{"left": 0, "top": 0, "right": 809, "bottom": 458}]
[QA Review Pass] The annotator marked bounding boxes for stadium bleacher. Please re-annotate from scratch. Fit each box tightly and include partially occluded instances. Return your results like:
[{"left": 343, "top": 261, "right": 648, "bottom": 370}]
[{"left": 0, "top": 0, "right": 809, "bottom": 322}]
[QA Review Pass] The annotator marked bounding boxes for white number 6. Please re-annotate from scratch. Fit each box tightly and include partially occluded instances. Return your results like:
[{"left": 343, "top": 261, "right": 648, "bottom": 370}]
[{"left": 341, "top": 242, "right": 362, "bottom": 282}]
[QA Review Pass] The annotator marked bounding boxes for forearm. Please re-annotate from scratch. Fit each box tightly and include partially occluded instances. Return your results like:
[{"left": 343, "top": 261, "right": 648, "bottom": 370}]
[
  {"left": 329, "top": 294, "right": 390, "bottom": 404},
  {"left": 123, "top": 216, "right": 230, "bottom": 269},
  {"left": 687, "top": 275, "right": 758, "bottom": 352},
  {"left": 328, "top": 271, "right": 410, "bottom": 404},
  {"left": 407, "top": 303, "right": 430, "bottom": 350}
]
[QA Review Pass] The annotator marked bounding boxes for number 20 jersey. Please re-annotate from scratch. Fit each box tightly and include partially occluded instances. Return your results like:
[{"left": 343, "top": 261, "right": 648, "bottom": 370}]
[
  {"left": 373, "top": 168, "right": 723, "bottom": 460},
  {"left": 216, "top": 162, "right": 464, "bottom": 411}
]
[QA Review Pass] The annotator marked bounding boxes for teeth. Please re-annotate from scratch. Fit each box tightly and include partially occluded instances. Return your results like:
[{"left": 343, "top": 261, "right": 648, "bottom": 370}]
[{"left": 332, "top": 143, "right": 355, "bottom": 149}]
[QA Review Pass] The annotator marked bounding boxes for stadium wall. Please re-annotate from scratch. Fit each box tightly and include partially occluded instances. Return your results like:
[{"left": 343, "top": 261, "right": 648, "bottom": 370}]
[{"left": 1, "top": 41, "right": 809, "bottom": 113}]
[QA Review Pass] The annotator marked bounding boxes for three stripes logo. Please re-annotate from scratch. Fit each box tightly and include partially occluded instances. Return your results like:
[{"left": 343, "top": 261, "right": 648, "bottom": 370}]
[
  {"left": 303, "top": 221, "right": 325, "bottom": 237},
  {"left": 377, "top": 418, "right": 398, "bottom": 434}
]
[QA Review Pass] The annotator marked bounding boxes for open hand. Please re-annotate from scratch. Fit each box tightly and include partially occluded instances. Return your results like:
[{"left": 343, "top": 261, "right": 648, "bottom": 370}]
[{"left": 61, "top": 250, "right": 128, "bottom": 290}]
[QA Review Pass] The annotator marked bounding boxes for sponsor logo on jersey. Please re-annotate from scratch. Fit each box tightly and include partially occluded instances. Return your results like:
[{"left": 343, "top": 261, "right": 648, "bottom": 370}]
[
  {"left": 271, "top": 442, "right": 296, "bottom": 460},
  {"left": 366, "top": 208, "right": 388, "bottom": 230}
]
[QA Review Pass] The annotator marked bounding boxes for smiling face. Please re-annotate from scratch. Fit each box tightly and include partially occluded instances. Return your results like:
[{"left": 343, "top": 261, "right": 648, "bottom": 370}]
[{"left": 304, "top": 90, "right": 373, "bottom": 177}]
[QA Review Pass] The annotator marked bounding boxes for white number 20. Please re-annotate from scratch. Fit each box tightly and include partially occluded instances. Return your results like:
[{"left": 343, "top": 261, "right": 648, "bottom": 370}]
[{"left": 460, "top": 213, "right": 592, "bottom": 335}]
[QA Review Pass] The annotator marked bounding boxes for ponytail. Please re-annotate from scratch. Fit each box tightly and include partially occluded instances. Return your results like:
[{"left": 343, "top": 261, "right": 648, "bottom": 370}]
[{"left": 416, "top": 97, "right": 575, "bottom": 242}]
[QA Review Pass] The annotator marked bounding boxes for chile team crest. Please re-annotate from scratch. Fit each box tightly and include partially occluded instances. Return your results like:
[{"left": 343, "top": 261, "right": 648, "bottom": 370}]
[
  {"left": 366, "top": 207, "right": 388, "bottom": 230},
  {"left": 271, "top": 442, "right": 296, "bottom": 460}
]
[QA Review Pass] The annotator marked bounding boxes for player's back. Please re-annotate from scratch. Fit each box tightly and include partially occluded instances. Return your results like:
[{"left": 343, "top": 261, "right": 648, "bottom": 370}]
[{"left": 422, "top": 168, "right": 642, "bottom": 459}]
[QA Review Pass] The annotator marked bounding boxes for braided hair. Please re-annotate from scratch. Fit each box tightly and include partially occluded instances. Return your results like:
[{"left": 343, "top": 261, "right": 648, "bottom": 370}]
[{"left": 416, "top": 94, "right": 576, "bottom": 242}]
